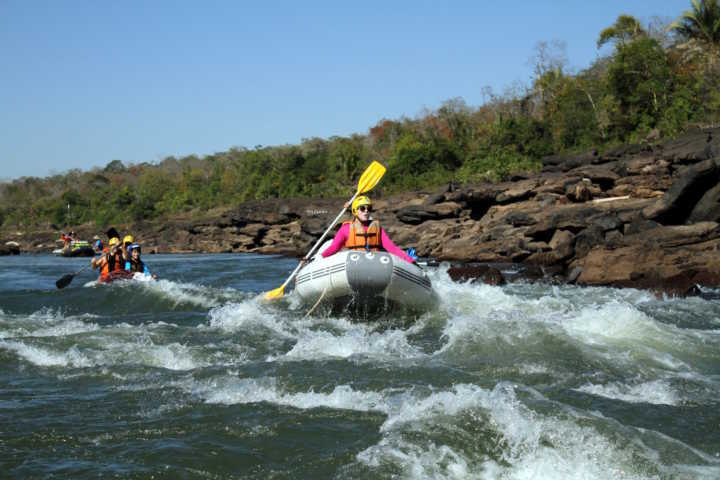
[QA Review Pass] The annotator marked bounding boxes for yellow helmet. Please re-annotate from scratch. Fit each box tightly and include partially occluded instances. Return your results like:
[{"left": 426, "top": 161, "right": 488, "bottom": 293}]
[
  {"left": 123, "top": 235, "right": 134, "bottom": 245},
  {"left": 108, "top": 237, "right": 120, "bottom": 246},
  {"left": 351, "top": 196, "right": 372, "bottom": 216}
]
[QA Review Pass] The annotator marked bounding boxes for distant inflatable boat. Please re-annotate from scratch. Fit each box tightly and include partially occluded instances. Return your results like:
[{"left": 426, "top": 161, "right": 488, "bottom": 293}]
[
  {"left": 54, "top": 240, "right": 95, "bottom": 257},
  {"left": 293, "top": 249, "right": 438, "bottom": 313}
]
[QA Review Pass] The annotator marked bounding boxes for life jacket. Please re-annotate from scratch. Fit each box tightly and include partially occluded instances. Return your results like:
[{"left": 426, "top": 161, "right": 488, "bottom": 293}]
[
  {"left": 100, "top": 251, "right": 124, "bottom": 279},
  {"left": 344, "top": 219, "right": 382, "bottom": 251},
  {"left": 127, "top": 258, "right": 146, "bottom": 273}
]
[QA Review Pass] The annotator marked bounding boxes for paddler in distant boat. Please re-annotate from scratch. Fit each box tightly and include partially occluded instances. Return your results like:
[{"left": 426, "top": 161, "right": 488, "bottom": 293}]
[
  {"left": 60, "top": 231, "right": 72, "bottom": 250},
  {"left": 93, "top": 235, "right": 103, "bottom": 253},
  {"left": 121, "top": 235, "right": 134, "bottom": 263},
  {"left": 124, "top": 243, "right": 156, "bottom": 279},
  {"left": 319, "top": 195, "right": 416, "bottom": 263},
  {"left": 91, "top": 236, "right": 124, "bottom": 281}
]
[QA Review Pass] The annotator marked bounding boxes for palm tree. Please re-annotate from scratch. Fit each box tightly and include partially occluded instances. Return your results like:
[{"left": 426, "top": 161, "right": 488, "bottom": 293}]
[
  {"left": 597, "top": 15, "right": 647, "bottom": 49},
  {"left": 670, "top": 0, "right": 720, "bottom": 50}
]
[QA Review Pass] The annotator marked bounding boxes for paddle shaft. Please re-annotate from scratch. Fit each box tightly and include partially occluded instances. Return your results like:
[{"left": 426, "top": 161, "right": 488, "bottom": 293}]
[
  {"left": 73, "top": 264, "right": 91, "bottom": 276},
  {"left": 276, "top": 190, "right": 362, "bottom": 293}
]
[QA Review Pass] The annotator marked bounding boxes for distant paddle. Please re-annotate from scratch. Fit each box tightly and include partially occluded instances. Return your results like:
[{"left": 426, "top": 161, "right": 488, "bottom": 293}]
[
  {"left": 263, "top": 161, "right": 387, "bottom": 301},
  {"left": 106, "top": 227, "right": 119, "bottom": 240},
  {"left": 56, "top": 264, "right": 91, "bottom": 289}
]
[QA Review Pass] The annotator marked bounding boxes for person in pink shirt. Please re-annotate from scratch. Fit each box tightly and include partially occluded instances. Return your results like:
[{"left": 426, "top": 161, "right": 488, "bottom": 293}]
[{"left": 320, "top": 195, "right": 416, "bottom": 264}]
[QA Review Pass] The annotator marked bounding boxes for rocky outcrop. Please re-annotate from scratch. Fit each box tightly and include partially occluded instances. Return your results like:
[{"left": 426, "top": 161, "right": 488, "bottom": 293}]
[
  {"left": 0, "top": 241, "right": 21, "bottom": 255},
  {"left": 6, "top": 127, "right": 720, "bottom": 296}
]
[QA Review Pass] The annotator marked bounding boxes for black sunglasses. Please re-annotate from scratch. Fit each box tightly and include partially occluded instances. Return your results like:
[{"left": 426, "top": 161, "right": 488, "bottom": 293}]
[{"left": 358, "top": 205, "right": 372, "bottom": 212}]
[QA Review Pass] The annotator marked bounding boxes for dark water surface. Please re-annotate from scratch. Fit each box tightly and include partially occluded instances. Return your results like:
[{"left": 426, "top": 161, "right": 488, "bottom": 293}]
[{"left": 1, "top": 253, "right": 719, "bottom": 479}]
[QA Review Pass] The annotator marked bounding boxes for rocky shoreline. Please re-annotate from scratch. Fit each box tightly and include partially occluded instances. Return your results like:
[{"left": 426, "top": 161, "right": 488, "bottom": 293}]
[{"left": 3, "top": 127, "right": 720, "bottom": 295}]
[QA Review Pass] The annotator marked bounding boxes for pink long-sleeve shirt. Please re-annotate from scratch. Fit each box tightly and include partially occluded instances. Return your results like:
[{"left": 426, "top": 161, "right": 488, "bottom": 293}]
[{"left": 320, "top": 222, "right": 416, "bottom": 263}]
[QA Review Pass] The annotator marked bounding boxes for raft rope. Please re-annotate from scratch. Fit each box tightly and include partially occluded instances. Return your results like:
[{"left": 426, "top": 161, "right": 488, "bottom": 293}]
[{"left": 304, "top": 288, "right": 328, "bottom": 319}]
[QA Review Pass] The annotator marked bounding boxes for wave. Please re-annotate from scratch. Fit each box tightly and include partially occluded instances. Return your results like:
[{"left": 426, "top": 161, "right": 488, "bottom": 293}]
[
  {"left": 174, "top": 374, "right": 719, "bottom": 479},
  {"left": 574, "top": 379, "right": 680, "bottom": 405},
  {"left": 81, "top": 277, "right": 250, "bottom": 309},
  {"left": 0, "top": 336, "right": 204, "bottom": 371},
  {"left": 0, "top": 307, "right": 100, "bottom": 339},
  {"left": 0, "top": 340, "right": 92, "bottom": 367}
]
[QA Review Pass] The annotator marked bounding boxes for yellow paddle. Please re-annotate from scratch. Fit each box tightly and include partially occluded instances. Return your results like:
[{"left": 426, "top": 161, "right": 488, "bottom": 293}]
[{"left": 263, "top": 161, "right": 387, "bottom": 301}]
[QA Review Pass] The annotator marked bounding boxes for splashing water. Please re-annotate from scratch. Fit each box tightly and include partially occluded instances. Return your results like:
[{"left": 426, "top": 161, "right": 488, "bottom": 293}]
[{"left": 1, "top": 253, "right": 719, "bottom": 479}]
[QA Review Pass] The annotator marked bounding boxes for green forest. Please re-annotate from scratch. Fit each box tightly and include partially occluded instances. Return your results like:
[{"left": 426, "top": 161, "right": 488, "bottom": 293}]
[{"left": 2, "top": 1, "right": 719, "bottom": 229}]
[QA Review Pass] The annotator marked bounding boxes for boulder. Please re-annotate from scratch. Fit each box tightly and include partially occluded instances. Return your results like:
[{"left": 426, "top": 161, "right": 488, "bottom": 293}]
[
  {"left": 0, "top": 241, "right": 20, "bottom": 255},
  {"left": 642, "top": 158, "right": 720, "bottom": 224},
  {"left": 578, "top": 222, "right": 720, "bottom": 293},
  {"left": 496, "top": 180, "right": 537, "bottom": 204},
  {"left": 447, "top": 264, "right": 506, "bottom": 285},
  {"left": 424, "top": 192, "right": 446, "bottom": 206},
  {"left": 541, "top": 150, "right": 598, "bottom": 172},
  {"left": 661, "top": 128, "right": 719, "bottom": 165},
  {"left": 396, "top": 202, "right": 463, "bottom": 225},
  {"left": 687, "top": 183, "right": 720, "bottom": 223}
]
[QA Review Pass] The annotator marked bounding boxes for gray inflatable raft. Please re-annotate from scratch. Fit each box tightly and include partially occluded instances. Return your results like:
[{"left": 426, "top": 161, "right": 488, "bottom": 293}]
[{"left": 294, "top": 249, "right": 438, "bottom": 312}]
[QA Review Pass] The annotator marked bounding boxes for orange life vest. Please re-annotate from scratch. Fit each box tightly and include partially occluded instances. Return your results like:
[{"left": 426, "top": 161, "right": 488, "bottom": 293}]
[
  {"left": 100, "top": 251, "right": 124, "bottom": 279},
  {"left": 344, "top": 219, "right": 382, "bottom": 251}
]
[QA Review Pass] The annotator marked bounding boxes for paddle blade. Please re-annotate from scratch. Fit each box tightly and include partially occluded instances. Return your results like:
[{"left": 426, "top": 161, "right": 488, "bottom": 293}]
[
  {"left": 263, "top": 285, "right": 285, "bottom": 301},
  {"left": 56, "top": 274, "right": 74, "bottom": 289},
  {"left": 357, "top": 161, "right": 386, "bottom": 194}
]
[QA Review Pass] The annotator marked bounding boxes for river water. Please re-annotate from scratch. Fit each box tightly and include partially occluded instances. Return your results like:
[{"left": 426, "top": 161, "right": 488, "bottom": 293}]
[{"left": 1, "top": 253, "right": 719, "bottom": 479}]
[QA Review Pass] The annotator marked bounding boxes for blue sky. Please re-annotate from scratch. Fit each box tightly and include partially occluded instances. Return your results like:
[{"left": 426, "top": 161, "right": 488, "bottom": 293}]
[{"left": 1, "top": 1, "right": 689, "bottom": 180}]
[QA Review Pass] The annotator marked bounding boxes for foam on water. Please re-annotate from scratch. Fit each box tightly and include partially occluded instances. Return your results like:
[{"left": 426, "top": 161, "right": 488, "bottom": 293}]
[
  {"left": 280, "top": 322, "right": 422, "bottom": 361},
  {"left": 561, "top": 300, "right": 720, "bottom": 372},
  {"left": 137, "top": 278, "right": 246, "bottom": 308},
  {"left": 0, "top": 308, "right": 100, "bottom": 339},
  {"left": 431, "top": 274, "right": 720, "bottom": 390},
  {"left": 1, "top": 337, "right": 205, "bottom": 370},
  {"left": 182, "top": 374, "right": 387, "bottom": 411},
  {"left": 170, "top": 368, "right": 719, "bottom": 479},
  {"left": 1, "top": 316, "right": 206, "bottom": 371},
  {"left": 0, "top": 340, "right": 92, "bottom": 367},
  {"left": 574, "top": 379, "right": 680, "bottom": 405},
  {"left": 82, "top": 277, "right": 245, "bottom": 308},
  {"left": 356, "top": 382, "right": 718, "bottom": 479},
  {"left": 206, "top": 299, "right": 290, "bottom": 334},
  {"left": 116, "top": 340, "right": 204, "bottom": 370},
  {"left": 206, "top": 297, "right": 425, "bottom": 362}
]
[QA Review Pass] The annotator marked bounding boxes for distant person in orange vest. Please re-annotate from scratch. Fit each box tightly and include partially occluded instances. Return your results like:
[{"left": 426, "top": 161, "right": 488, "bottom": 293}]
[
  {"left": 60, "top": 232, "right": 72, "bottom": 250},
  {"left": 91, "top": 237, "right": 124, "bottom": 281},
  {"left": 319, "top": 196, "right": 416, "bottom": 263}
]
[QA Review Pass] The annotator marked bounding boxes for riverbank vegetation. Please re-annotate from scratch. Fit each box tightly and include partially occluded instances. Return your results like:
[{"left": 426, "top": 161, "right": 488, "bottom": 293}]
[{"left": 1, "top": 1, "right": 719, "bottom": 228}]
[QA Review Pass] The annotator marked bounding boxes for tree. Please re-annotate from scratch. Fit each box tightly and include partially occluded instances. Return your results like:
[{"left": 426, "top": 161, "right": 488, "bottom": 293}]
[
  {"left": 606, "top": 38, "right": 672, "bottom": 138},
  {"left": 597, "top": 15, "right": 647, "bottom": 49},
  {"left": 528, "top": 40, "right": 569, "bottom": 121},
  {"left": 103, "top": 159, "right": 126, "bottom": 174},
  {"left": 670, "top": 0, "right": 720, "bottom": 49}
]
